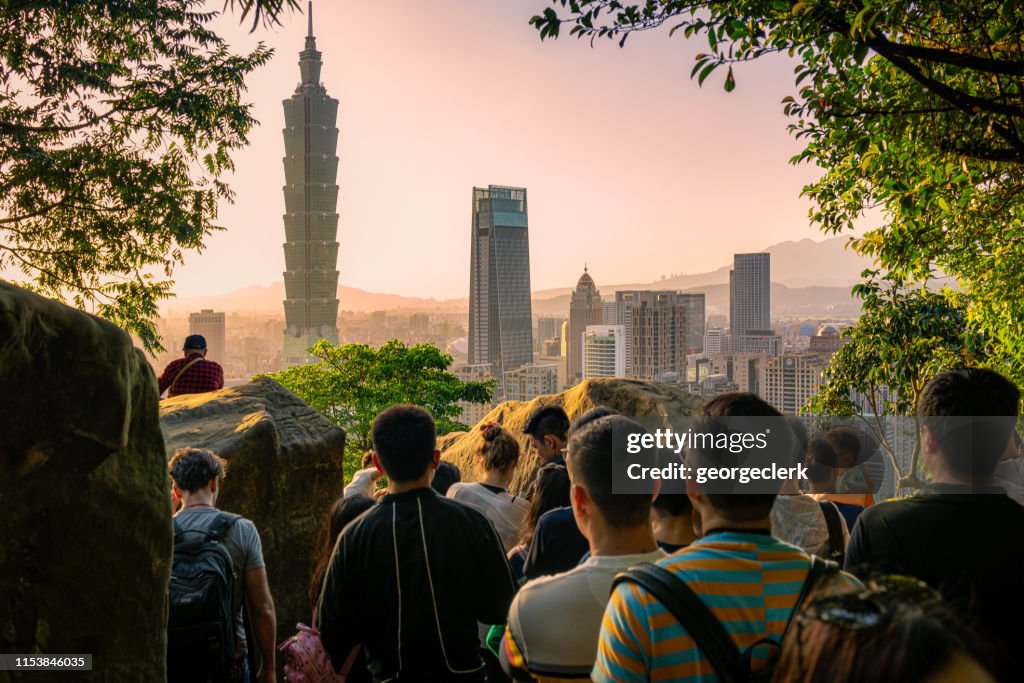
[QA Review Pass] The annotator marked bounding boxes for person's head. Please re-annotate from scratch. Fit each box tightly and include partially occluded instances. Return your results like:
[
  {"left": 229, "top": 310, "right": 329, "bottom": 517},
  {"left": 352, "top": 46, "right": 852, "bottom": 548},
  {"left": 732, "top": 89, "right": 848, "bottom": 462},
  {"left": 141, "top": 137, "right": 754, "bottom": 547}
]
[
  {"left": 566, "top": 415, "right": 656, "bottom": 539},
  {"left": 570, "top": 406, "right": 620, "bottom": 435},
  {"left": 183, "top": 334, "right": 208, "bottom": 357},
  {"left": 805, "top": 438, "right": 839, "bottom": 491},
  {"left": 686, "top": 393, "right": 791, "bottom": 526},
  {"left": 310, "top": 494, "right": 376, "bottom": 605},
  {"left": 825, "top": 427, "right": 864, "bottom": 469},
  {"left": 430, "top": 461, "right": 461, "bottom": 496},
  {"left": 916, "top": 368, "right": 1020, "bottom": 483},
  {"left": 651, "top": 493, "right": 694, "bottom": 549},
  {"left": 169, "top": 447, "right": 226, "bottom": 500},
  {"left": 477, "top": 422, "right": 520, "bottom": 475},
  {"left": 523, "top": 405, "right": 570, "bottom": 463},
  {"left": 360, "top": 451, "right": 375, "bottom": 469},
  {"left": 371, "top": 405, "right": 439, "bottom": 484},
  {"left": 773, "top": 577, "right": 995, "bottom": 683},
  {"left": 520, "top": 463, "right": 571, "bottom": 545}
]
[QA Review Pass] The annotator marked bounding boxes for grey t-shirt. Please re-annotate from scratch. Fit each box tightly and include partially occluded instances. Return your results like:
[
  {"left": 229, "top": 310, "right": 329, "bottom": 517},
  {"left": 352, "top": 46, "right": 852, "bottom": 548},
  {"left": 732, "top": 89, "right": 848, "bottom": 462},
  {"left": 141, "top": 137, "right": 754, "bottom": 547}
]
[{"left": 174, "top": 507, "right": 266, "bottom": 652}]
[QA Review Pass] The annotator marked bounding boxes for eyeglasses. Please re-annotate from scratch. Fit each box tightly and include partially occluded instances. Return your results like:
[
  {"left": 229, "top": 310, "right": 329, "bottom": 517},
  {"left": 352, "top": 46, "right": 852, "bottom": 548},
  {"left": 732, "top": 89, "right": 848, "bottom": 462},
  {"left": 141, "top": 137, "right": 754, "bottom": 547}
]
[{"left": 801, "top": 574, "right": 940, "bottom": 630}]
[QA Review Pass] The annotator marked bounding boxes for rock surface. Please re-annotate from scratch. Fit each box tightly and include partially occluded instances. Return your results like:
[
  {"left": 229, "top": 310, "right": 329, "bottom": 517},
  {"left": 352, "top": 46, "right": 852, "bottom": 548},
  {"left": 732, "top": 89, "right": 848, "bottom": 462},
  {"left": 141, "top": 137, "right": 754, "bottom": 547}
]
[
  {"left": 439, "top": 378, "right": 705, "bottom": 494},
  {"left": 0, "top": 282, "right": 169, "bottom": 682},
  {"left": 160, "top": 377, "right": 346, "bottom": 666}
]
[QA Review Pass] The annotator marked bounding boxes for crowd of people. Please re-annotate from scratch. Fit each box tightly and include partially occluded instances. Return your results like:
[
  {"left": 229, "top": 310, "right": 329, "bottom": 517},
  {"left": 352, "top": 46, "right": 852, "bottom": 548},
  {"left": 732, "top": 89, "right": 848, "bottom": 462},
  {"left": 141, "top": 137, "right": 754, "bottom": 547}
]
[{"left": 165, "top": 367, "right": 1024, "bottom": 683}]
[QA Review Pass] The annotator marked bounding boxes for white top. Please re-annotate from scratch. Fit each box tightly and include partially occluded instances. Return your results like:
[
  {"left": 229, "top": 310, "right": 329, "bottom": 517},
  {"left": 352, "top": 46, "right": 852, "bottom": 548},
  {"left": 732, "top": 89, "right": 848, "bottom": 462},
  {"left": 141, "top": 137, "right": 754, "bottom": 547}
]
[
  {"left": 446, "top": 482, "right": 530, "bottom": 552},
  {"left": 771, "top": 493, "right": 849, "bottom": 558},
  {"left": 506, "top": 549, "right": 667, "bottom": 678}
]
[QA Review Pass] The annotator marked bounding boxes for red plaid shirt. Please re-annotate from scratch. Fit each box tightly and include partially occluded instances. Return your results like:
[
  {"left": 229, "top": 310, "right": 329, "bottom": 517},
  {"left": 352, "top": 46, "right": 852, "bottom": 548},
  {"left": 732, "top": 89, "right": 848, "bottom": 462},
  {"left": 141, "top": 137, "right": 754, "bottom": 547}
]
[{"left": 158, "top": 352, "right": 224, "bottom": 397}]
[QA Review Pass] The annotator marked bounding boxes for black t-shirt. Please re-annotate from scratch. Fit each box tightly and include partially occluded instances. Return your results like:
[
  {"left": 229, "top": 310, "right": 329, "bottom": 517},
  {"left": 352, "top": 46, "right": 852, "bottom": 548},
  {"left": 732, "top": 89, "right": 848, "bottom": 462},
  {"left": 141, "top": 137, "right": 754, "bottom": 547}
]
[
  {"left": 845, "top": 483, "right": 1024, "bottom": 682},
  {"left": 521, "top": 506, "right": 588, "bottom": 580}
]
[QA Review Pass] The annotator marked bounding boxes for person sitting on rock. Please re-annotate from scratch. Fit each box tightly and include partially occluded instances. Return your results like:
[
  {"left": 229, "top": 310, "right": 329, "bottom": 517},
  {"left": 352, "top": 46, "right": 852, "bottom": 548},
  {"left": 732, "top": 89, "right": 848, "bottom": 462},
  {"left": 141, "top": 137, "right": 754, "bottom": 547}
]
[
  {"left": 169, "top": 447, "right": 277, "bottom": 683},
  {"left": 318, "top": 405, "right": 516, "bottom": 682},
  {"left": 158, "top": 334, "right": 224, "bottom": 398}
]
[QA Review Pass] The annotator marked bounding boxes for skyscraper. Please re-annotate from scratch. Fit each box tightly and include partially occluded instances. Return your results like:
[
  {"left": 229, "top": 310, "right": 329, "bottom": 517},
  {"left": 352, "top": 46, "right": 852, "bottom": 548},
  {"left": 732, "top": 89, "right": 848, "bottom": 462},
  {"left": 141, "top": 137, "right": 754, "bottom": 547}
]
[
  {"left": 468, "top": 185, "right": 533, "bottom": 376},
  {"left": 189, "top": 309, "right": 226, "bottom": 365},
  {"left": 730, "top": 253, "right": 778, "bottom": 354},
  {"left": 583, "top": 325, "right": 626, "bottom": 380},
  {"left": 566, "top": 267, "right": 603, "bottom": 386},
  {"left": 677, "top": 292, "right": 706, "bottom": 354},
  {"left": 281, "top": 2, "right": 340, "bottom": 367}
]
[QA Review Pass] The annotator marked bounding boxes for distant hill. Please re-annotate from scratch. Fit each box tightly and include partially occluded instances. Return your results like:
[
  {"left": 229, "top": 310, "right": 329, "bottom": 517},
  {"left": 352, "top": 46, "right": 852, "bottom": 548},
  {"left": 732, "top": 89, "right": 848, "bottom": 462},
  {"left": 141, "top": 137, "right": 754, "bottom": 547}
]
[
  {"left": 162, "top": 283, "right": 466, "bottom": 315},
  {"left": 163, "top": 236, "right": 867, "bottom": 317},
  {"left": 533, "top": 235, "right": 871, "bottom": 299}
]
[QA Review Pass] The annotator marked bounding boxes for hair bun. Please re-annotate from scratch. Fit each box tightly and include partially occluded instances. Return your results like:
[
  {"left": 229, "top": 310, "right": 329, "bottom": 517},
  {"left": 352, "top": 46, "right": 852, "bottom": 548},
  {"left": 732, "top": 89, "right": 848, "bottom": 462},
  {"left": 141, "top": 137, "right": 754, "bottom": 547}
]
[{"left": 481, "top": 422, "right": 501, "bottom": 441}]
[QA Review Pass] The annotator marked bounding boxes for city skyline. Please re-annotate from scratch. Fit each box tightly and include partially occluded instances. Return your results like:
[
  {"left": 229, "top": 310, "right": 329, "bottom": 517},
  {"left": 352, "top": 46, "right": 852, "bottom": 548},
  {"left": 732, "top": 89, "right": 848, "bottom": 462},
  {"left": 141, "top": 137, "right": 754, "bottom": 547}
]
[{"left": 161, "top": 0, "right": 837, "bottom": 302}]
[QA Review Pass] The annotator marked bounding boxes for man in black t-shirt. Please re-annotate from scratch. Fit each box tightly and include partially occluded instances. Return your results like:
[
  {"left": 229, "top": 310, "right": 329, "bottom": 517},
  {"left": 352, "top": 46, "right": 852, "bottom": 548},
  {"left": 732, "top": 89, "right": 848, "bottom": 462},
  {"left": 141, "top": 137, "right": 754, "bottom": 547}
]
[{"left": 846, "top": 368, "right": 1024, "bottom": 682}]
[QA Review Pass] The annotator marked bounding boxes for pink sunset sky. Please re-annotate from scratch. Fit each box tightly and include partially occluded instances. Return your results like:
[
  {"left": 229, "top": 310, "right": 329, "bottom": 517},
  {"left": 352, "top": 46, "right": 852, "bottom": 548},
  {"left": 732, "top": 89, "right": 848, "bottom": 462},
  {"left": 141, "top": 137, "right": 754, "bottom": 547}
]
[{"left": 173, "top": 0, "right": 828, "bottom": 300}]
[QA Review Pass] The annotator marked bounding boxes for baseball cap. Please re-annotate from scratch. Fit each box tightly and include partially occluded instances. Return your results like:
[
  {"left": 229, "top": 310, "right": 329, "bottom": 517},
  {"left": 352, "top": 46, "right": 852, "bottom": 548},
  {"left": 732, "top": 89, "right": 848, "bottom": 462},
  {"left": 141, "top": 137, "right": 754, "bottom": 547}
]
[{"left": 183, "top": 334, "right": 207, "bottom": 350}]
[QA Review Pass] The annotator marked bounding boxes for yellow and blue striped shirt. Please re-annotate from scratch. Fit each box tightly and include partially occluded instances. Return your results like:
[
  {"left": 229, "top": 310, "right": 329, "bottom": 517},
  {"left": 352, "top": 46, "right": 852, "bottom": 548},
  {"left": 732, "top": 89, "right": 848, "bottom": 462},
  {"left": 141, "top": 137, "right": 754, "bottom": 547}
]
[{"left": 593, "top": 531, "right": 854, "bottom": 683}]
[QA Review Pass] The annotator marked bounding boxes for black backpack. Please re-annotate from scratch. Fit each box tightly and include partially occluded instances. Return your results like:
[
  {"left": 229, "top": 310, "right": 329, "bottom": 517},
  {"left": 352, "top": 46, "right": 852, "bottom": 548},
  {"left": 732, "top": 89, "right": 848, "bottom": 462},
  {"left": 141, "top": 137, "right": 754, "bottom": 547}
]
[
  {"left": 612, "top": 555, "right": 838, "bottom": 683},
  {"left": 818, "top": 500, "right": 846, "bottom": 566},
  {"left": 167, "top": 512, "right": 241, "bottom": 683}
]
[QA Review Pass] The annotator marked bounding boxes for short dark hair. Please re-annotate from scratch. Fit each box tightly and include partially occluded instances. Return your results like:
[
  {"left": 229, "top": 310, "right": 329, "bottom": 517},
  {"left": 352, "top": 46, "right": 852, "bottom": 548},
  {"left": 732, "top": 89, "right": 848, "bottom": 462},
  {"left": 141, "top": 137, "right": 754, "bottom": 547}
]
[
  {"left": 567, "top": 415, "right": 653, "bottom": 530},
  {"left": 825, "top": 426, "right": 865, "bottom": 466},
  {"left": 652, "top": 493, "right": 692, "bottom": 519},
  {"left": 169, "top": 447, "right": 226, "bottom": 493},
  {"left": 570, "top": 406, "right": 620, "bottom": 435},
  {"left": 431, "top": 461, "right": 462, "bottom": 496},
  {"left": 805, "top": 438, "right": 838, "bottom": 485},
  {"left": 371, "top": 405, "right": 437, "bottom": 483},
  {"left": 688, "top": 393, "right": 790, "bottom": 522},
  {"left": 524, "top": 405, "right": 570, "bottom": 442},
  {"left": 917, "top": 368, "right": 1020, "bottom": 480}
]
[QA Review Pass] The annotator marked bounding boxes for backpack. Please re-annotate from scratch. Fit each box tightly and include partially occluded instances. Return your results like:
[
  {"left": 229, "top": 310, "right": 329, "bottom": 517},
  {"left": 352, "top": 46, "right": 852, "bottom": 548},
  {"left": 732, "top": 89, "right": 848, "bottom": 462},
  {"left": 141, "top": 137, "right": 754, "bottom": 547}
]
[
  {"left": 818, "top": 500, "right": 846, "bottom": 566},
  {"left": 278, "top": 608, "right": 360, "bottom": 683},
  {"left": 612, "top": 555, "right": 838, "bottom": 683},
  {"left": 167, "top": 512, "right": 241, "bottom": 683}
]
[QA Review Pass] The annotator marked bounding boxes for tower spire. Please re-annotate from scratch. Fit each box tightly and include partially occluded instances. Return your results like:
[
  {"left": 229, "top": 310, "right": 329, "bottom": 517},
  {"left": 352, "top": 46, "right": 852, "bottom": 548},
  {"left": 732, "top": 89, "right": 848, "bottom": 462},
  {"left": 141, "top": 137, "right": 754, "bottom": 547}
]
[{"left": 307, "top": 0, "right": 313, "bottom": 39}]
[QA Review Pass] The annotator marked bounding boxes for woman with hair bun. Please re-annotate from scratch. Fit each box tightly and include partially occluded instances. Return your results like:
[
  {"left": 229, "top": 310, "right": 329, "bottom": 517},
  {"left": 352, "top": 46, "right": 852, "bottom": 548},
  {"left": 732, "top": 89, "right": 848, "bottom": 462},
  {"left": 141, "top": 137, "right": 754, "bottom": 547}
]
[{"left": 447, "top": 422, "right": 529, "bottom": 552}]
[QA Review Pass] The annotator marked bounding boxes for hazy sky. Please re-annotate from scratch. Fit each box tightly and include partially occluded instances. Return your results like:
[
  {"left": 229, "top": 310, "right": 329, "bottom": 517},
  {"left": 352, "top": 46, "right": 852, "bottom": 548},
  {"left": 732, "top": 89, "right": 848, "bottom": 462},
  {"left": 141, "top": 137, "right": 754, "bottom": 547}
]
[{"left": 171, "top": 0, "right": 827, "bottom": 300}]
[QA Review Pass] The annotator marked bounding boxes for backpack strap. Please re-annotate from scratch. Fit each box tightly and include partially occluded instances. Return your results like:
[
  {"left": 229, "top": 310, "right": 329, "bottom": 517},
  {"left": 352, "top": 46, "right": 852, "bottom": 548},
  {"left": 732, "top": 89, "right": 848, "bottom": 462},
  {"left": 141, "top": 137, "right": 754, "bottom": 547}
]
[
  {"left": 612, "top": 563, "right": 740, "bottom": 683},
  {"left": 173, "top": 510, "right": 241, "bottom": 543},
  {"left": 818, "top": 501, "right": 846, "bottom": 565}
]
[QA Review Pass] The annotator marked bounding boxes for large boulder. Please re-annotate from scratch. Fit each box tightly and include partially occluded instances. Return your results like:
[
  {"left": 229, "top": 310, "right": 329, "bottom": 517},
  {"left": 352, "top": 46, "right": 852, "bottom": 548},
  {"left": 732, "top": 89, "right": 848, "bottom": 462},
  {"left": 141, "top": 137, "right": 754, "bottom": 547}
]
[
  {"left": 0, "top": 282, "right": 169, "bottom": 682},
  {"left": 439, "top": 378, "right": 704, "bottom": 494},
  {"left": 159, "top": 377, "right": 345, "bottom": 667}
]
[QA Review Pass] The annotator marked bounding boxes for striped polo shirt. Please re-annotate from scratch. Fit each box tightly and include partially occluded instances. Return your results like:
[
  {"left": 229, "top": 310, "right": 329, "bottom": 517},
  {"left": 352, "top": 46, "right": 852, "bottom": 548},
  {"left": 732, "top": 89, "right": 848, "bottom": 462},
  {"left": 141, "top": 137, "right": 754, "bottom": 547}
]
[{"left": 593, "top": 531, "right": 855, "bottom": 682}]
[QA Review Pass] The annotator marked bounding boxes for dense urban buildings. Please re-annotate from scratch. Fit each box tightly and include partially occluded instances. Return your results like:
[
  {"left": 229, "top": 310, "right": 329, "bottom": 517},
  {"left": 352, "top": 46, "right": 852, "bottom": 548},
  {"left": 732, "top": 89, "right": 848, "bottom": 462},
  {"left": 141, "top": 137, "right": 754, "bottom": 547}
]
[
  {"left": 451, "top": 363, "right": 493, "bottom": 426},
  {"left": 468, "top": 185, "right": 534, "bottom": 378},
  {"left": 583, "top": 325, "right": 626, "bottom": 379},
  {"left": 536, "top": 316, "right": 566, "bottom": 353},
  {"left": 188, "top": 310, "right": 226, "bottom": 365},
  {"left": 710, "top": 352, "right": 767, "bottom": 396},
  {"left": 281, "top": 7, "right": 341, "bottom": 367},
  {"left": 677, "top": 292, "right": 706, "bottom": 354},
  {"left": 566, "top": 268, "right": 604, "bottom": 385}
]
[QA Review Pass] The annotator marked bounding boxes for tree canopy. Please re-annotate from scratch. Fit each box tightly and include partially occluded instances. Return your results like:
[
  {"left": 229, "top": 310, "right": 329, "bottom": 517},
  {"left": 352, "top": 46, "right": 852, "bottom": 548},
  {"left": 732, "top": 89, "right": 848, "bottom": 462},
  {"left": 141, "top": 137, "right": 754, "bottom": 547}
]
[
  {"left": 266, "top": 340, "right": 494, "bottom": 474},
  {"left": 531, "top": 1, "right": 1024, "bottom": 380},
  {"left": 0, "top": 1, "right": 298, "bottom": 352}
]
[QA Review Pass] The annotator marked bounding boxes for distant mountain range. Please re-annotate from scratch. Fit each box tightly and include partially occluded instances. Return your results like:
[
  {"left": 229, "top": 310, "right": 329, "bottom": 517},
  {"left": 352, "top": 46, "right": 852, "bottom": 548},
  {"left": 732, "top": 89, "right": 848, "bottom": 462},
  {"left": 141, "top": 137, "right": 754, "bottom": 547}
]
[{"left": 163, "top": 236, "right": 870, "bottom": 318}]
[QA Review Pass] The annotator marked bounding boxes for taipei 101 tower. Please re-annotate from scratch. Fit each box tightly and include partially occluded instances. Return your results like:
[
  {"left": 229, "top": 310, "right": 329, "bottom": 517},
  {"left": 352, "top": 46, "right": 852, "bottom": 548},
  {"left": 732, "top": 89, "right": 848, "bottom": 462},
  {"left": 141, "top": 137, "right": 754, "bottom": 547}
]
[{"left": 282, "top": 1, "right": 341, "bottom": 366}]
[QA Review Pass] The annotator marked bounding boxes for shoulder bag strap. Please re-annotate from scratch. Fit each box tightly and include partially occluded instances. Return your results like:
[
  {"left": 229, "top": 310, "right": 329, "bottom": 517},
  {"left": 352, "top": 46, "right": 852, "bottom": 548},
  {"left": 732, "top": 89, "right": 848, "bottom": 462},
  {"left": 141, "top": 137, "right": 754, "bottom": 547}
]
[
  {"left": 818, "top": 501, "right": 846, "bottom": 564},
  {"left": 167, "top": 356, "right": 204, "bottom": 395}
]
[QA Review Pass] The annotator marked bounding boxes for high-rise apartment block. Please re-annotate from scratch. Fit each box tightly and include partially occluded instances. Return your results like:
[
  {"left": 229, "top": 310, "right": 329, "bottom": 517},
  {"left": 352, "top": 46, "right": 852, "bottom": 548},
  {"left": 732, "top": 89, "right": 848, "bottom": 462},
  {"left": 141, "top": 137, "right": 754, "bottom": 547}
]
[
  {"left": 677, "top": 292, "right": 706, "bottom": 354},
  {"left": 583, "top": 325, "right": 626, "bottom": 380},
  {"left": 503, "top": 363, "right": 560, "bottom": 402},
  {"left": 764, "top": 353, "right": 829, "bottom": 415},
  {"left": 282, "top": 5, "right": 340, "bottom": 366},
  {"left": 615, "top": 291, "right": 688, "bottom": 382},
  {"left": 468, "top": 186, "right": 533, "bottom": 377},
  {"left": 189, "top": 309, "right": 226, "bottom": 365}
]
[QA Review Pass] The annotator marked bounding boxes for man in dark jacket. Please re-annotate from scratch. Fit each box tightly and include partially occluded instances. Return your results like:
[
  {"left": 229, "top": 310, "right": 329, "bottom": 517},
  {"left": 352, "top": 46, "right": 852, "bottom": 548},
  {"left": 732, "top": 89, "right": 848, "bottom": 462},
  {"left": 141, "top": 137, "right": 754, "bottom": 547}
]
[
  {"left": 846, "top": 368, "right": 1024, "bottom": 682},
  {"left": 319, "top": 404, "right": 516, "bottom": 682}
]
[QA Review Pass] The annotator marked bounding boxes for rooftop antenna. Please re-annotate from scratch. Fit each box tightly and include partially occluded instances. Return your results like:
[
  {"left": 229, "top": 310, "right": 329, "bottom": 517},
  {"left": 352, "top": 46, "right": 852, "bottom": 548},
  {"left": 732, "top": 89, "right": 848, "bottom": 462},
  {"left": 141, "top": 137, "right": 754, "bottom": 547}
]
[{"left": 307, "top": 0, "right": 313, "bottom": 38}]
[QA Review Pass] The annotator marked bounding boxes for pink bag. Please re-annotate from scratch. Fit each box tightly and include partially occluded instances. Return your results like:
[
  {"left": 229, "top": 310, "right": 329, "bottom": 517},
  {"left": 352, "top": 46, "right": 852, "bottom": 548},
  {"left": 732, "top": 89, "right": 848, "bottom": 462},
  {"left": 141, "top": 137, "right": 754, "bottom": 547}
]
[{"left": 278, "top": 608, "right": 359, "bottom": 683}]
